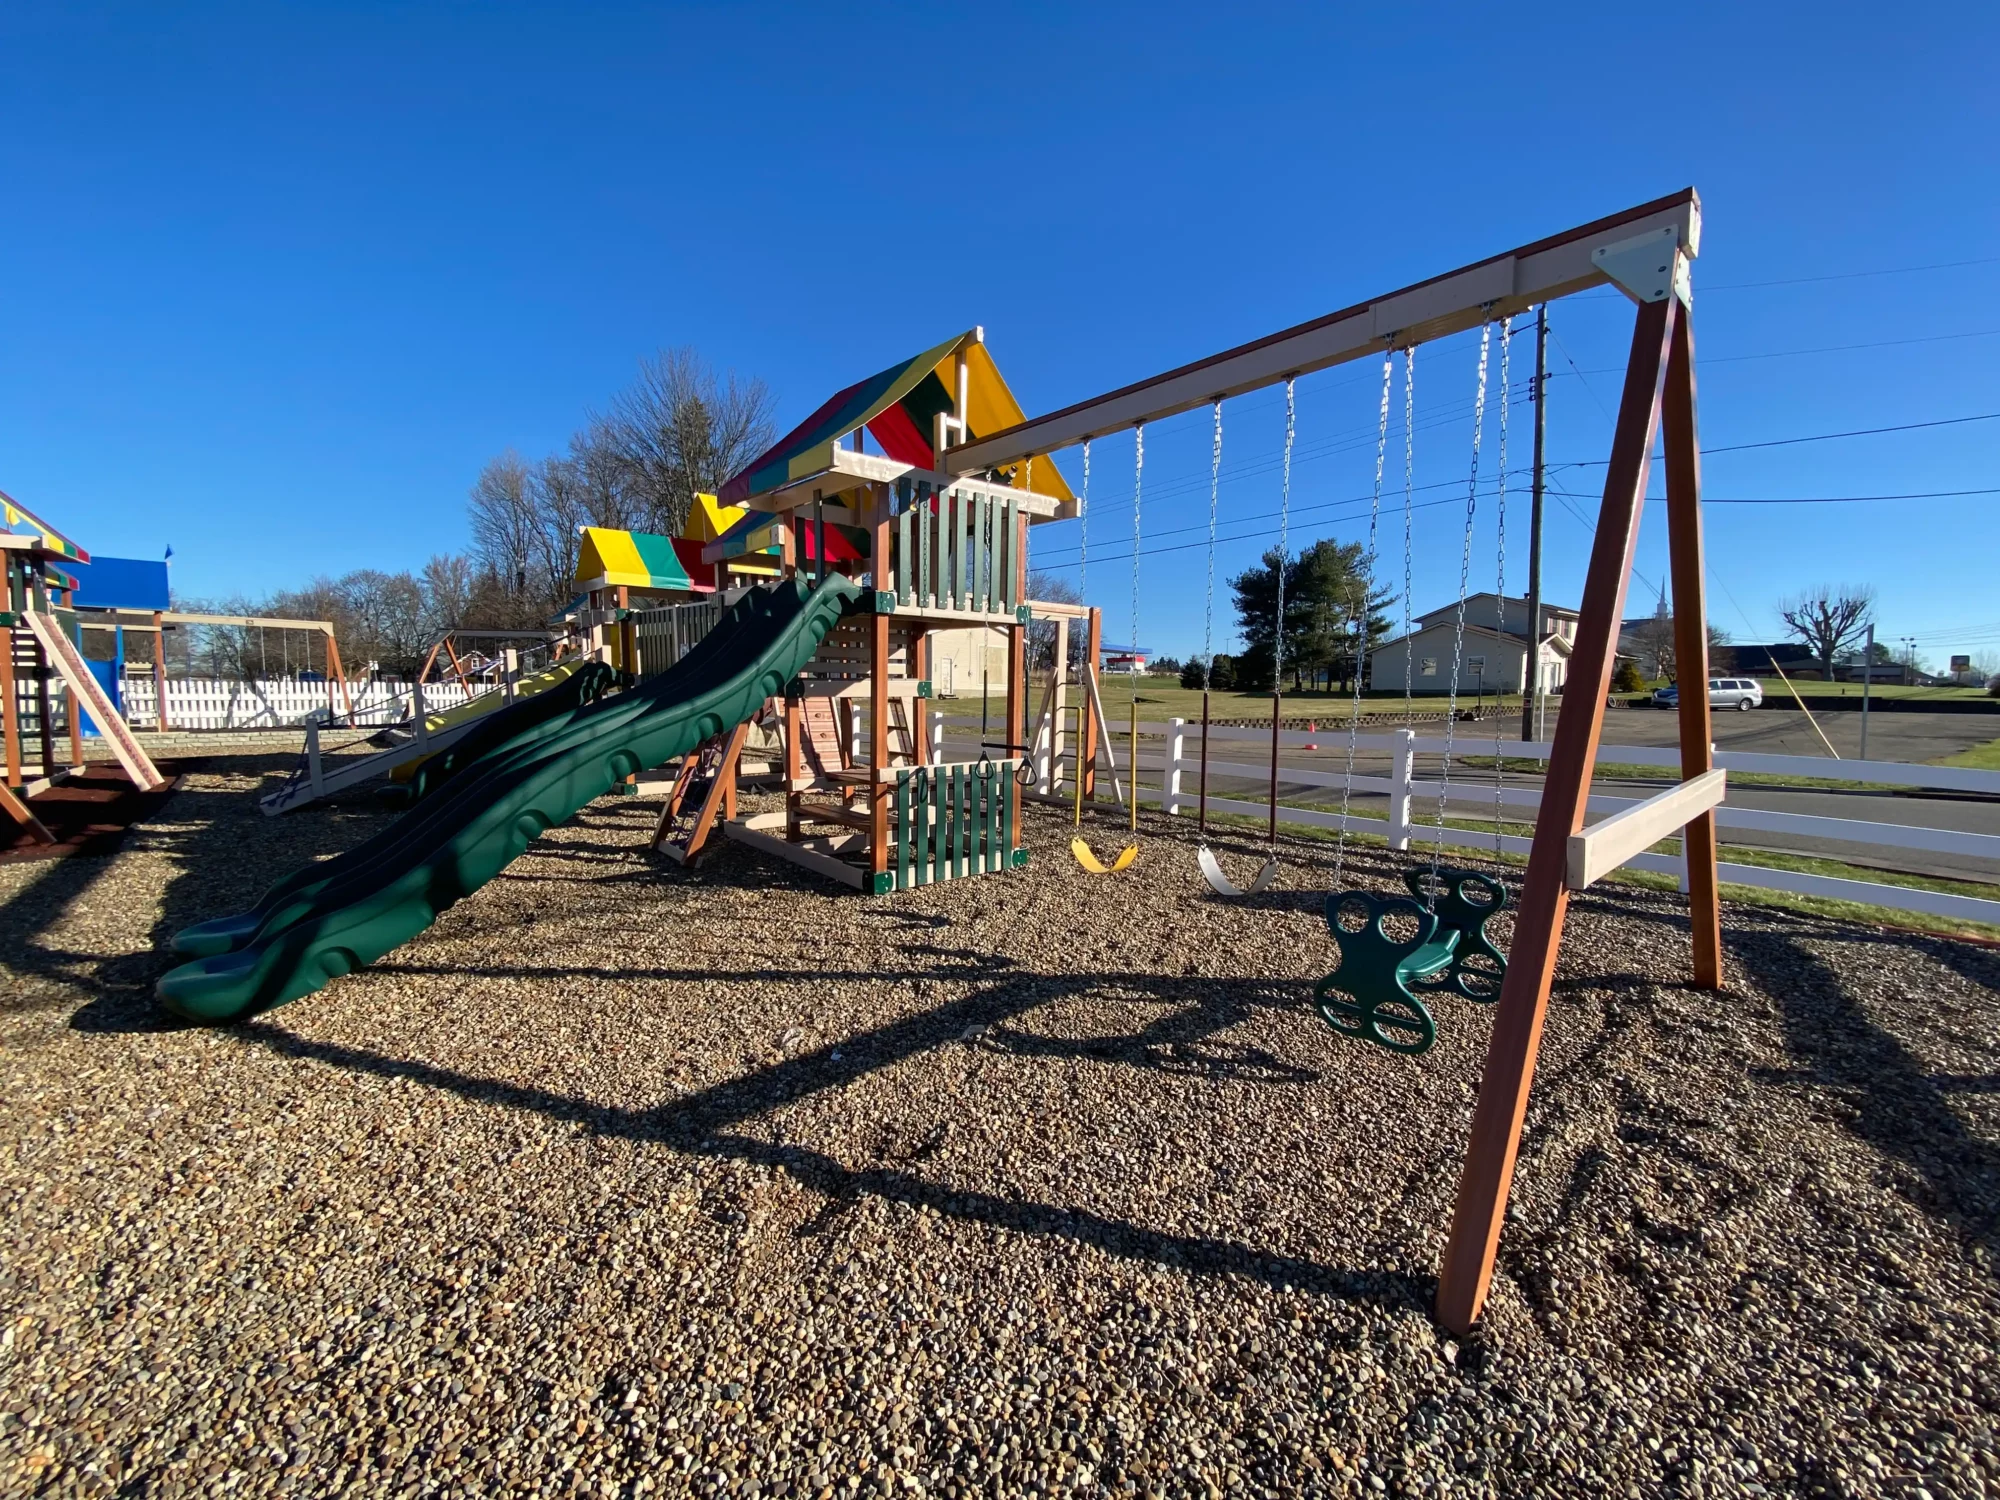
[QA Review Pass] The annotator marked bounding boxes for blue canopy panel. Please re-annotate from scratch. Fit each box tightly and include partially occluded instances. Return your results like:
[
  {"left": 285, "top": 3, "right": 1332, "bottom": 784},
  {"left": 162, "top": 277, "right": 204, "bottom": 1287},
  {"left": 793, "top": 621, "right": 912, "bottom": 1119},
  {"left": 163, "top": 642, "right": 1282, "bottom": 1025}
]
[{"left": 70, "top": 555, "right": 170, "bottom": 611}]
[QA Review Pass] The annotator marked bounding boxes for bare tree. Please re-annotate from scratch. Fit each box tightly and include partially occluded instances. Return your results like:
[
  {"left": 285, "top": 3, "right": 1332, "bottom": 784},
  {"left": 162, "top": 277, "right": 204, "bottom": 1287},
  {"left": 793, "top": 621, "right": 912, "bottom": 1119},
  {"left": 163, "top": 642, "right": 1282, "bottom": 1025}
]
[
  {"left": 606, "top": 347, "right": 776, "bottom": 535},
  {"left": 568, "top": 418, "right": 643, "bottom": 531},
  {"left": 1780, "top": 584, "right": 1876, "bottom": 683},
  {"left": 421, "top": 554, "right": 477, "bottom": 637},
  {"left": 529, "top": 454, "right": 593, "bottom": 608},
  {"left": 1025, "top": 572, "right": 1084, "bottom": 673},
  {"left": 468, "top": 451, "right": 539, "bottom": 602}
]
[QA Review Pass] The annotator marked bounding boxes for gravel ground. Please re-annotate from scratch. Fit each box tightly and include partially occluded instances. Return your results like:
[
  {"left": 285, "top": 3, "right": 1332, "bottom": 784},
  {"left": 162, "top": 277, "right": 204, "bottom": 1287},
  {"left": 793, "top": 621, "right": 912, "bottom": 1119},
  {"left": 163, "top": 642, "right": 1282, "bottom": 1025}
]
[{"left": 3, "top": 754, "right": 1998, "bottom": 1498}]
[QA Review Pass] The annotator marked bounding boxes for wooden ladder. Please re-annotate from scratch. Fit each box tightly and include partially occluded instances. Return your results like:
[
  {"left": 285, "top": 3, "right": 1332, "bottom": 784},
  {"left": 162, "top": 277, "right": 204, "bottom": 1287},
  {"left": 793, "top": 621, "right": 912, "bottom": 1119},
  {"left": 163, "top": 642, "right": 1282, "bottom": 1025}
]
[
  {"left": 21, "top": 611, "right": 165, "bottom": 790},
  {"left": 652, "top": 720, "right": 750, "bottom": 864}
]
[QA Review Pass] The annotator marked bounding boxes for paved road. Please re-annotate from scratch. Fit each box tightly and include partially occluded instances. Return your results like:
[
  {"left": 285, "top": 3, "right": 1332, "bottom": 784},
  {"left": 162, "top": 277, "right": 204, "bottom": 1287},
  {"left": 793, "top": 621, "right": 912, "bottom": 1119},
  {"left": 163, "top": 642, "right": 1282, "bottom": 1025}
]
[{"left": 939, "top": 705, "right": 2000, "bottom": 885}]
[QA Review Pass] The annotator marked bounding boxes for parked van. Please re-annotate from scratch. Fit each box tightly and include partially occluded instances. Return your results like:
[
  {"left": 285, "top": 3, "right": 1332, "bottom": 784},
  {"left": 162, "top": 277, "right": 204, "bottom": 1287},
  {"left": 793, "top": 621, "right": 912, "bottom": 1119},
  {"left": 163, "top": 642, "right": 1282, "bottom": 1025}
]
[{"left": 1652, "top": 678, "right": 1764, "bottom": 711}]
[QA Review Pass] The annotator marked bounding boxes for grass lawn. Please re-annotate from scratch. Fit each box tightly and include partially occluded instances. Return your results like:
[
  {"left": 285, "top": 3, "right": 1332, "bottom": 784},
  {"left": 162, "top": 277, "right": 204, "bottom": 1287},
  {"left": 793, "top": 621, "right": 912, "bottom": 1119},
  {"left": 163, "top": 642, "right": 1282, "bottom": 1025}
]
[
  {"left": 947, "top": 674, "right": 1523, "bottom": 725},
  {"left": 1942, "top": 736, "right": 2000, "bottom": 770},
  {"left": 1763, "top": 680, "right": 1996, "bottom": 702},
  {"left": 1172, "top": 801, "right": 2000, "bottom": 942}
]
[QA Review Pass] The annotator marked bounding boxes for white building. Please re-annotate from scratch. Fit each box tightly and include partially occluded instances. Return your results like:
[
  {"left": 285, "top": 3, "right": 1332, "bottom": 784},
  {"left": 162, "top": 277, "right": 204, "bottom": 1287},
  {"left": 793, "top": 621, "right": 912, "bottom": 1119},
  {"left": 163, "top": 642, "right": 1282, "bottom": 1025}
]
[
  {"left": 925, "top": 625, "right": 1011, "bottom": 698},
  {"left": 1370, "top": 594, "right": 1577, "bottom": 696}
]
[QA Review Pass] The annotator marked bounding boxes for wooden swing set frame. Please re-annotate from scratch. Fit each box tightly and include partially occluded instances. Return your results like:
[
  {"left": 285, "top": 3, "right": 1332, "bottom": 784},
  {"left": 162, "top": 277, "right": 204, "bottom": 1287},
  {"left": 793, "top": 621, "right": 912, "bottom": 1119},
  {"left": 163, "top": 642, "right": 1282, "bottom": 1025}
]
[{"left": 944, "top": 187, "right": 1723, "bottom": 1333}]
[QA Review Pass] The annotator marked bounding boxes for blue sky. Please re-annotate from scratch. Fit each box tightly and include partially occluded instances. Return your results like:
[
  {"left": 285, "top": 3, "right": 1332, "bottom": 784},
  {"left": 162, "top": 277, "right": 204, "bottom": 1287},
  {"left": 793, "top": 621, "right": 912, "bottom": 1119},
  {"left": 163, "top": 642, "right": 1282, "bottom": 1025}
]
[{"left": 3, "top": 3, "right": 1995, "bottom": 666}]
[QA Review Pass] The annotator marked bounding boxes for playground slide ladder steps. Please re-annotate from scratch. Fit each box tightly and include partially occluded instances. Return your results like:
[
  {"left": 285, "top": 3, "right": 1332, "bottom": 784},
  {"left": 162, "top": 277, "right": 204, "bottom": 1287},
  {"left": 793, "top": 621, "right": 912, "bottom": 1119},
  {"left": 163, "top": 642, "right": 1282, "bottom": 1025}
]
[
  {"left": 21, "top": 610, "right": 165, "bottom": 790},
  {"left": 653, "top": 721, "right": 749, "bottom": 864}
]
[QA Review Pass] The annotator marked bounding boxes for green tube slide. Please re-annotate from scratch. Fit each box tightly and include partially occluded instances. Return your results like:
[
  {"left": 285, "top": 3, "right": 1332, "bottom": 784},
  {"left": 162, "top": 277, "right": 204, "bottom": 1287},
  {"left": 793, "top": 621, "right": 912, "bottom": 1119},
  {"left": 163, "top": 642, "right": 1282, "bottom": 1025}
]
[{"left": 157, "top": 575, "right": 863, "bottom": 1023}]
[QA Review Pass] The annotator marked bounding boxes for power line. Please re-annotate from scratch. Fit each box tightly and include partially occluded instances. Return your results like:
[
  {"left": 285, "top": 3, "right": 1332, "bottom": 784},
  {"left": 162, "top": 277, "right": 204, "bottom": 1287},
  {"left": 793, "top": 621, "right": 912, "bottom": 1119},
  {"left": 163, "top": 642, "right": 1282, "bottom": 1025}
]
[
  {"left": 1702, "top": 255, "right": 2000, "bottom": 292},
  {"left": 1548, "top": 326, "right": 2000, "bottom": 378},
  {"left": 1556, "top": 410, "right": 2000, "bottom": 467},
  {"left": 1680, "top": 486, "right": 2000, "bottom": 506}
]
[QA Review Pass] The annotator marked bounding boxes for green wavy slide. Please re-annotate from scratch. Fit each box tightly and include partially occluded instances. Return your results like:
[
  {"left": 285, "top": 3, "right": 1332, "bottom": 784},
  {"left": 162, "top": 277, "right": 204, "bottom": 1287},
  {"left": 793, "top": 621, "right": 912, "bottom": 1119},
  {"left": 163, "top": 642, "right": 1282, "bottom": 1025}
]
[{"left": 158, "top": 575, "right": 862, "bottom": 1023}]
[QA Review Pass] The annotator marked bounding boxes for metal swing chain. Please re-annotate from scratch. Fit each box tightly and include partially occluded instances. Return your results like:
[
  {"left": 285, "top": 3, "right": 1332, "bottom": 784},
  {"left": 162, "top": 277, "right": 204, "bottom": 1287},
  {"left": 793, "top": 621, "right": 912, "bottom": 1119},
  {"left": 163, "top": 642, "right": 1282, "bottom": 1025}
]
[
  {"left": 1430, "top": 321, "right": 1492, "bottom": 901},
  {"left": 1204, "top": 401, "right": 1221, "bottom": 670},
  {"left": 1078, "top": 439, "right": 1090, "bottom": 601},
  {"left": 1332, "top": 352, "right": 1395, "bottom": 891},
  {"left": 1400, "top": 347, "right": 1417, "bottom": 732},
  {"left": 1493, "top": 317, "right": 1512, "bottom": 856},
  {"left": 1132, "top": 424, "right": 1144, "bottom": 667},
  {"left": 1276, "top": 378, "right": 1294, "bottom": 690}
]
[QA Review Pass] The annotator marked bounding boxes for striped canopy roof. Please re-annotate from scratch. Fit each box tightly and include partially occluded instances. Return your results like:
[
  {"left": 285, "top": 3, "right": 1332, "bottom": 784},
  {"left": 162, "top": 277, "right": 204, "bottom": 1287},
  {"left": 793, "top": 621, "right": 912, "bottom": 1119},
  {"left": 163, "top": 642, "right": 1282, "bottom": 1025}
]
[
  {"left": 718, "top": 333, "right": 1076, "bottom": 509},
  {"left": 574, "top": 527, "right": 717, "bottom": 593}
]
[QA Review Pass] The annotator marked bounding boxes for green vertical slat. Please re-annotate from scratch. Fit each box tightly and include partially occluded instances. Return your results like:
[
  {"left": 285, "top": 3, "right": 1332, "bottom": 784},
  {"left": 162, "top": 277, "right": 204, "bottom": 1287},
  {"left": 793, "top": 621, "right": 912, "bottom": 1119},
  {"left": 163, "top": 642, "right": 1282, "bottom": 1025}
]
[
  {"left": 972, "top": 766, "right": 986, "bottom": 873},
  {"left": 946, "top": 489, "right": 960, "bottom": 610},
  {"left": 1002, "top": 497, "right": 1018, "bottom": 609},
  {"left": 941, "top": 766, "right": 955, "bottom": 880},
  {"left": 897, "top": 505, "right": 912, "bottom": 604},
  {"left": 960, "top": 768, "right": 976, "bottom": 888},
  {"left": 895, "top": 771, "right": 910, "bottom": 890},
  {"left": 916, "top": 483, "right": 931, "bottom": 607},
  {"left": 983, "top": 766, "right": 997, "bottom": 872},
  {"left": 1001, "top": 758, "right": 1015, "bottom": 865},
  {"left": 980, "top": 494, "right": 996, "bottom": 612},
  {"left": 995, "top": 497, "right": 1009, "bottom": 613},
  {"left": 980, "top": 495, "right": 994, "bottom": 612},
  {"left": 969, "top": 494, "right": 983, "bottom": 613},
  {"left": 933, "top": 768, "right": 945, "bottom": 883},
  {"left": 989, "top": 764, "right": 1003, "bottom": 870}
]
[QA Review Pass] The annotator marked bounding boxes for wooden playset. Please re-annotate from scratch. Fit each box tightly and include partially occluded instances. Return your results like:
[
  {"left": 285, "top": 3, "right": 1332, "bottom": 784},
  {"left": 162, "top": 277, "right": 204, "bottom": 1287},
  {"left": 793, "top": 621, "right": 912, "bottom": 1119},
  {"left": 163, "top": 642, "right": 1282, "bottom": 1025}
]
[
  {"left": 633, "top": 329, "right": 1077, "bottom": 893},
  {"left": 1, "top": 491, "right": 167, "bottom": 843}
]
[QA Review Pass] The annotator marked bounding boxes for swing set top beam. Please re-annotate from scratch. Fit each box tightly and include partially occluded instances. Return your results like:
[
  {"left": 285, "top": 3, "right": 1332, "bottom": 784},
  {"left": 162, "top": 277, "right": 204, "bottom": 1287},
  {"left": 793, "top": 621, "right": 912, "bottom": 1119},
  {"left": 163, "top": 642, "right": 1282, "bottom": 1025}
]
[{"left": 942, "top": 188, "right": 1701, "bottom": 473}]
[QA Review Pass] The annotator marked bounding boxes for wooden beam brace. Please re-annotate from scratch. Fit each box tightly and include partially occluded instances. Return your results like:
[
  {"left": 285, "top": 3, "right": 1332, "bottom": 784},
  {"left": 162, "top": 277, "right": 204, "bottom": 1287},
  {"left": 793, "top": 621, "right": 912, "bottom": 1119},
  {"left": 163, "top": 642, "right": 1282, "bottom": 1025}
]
[
  {"left": 1663, "top": 305, "right": 1724, "bottom": 989},
  {"left": 1566, "top": 770, "right": 1726, "bottom": 890},
  {"left": 1436, "top": 293, "right": 1679, "bottom": 1337},
  {"left": 0, "top": 779, "right": 54, "bottom": 843}
]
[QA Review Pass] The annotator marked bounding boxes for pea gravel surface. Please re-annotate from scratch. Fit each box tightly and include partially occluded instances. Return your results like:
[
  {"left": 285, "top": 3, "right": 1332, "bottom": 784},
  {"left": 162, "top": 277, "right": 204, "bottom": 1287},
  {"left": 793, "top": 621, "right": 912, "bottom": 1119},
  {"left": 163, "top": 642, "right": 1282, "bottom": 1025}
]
[{"left": 3, "top": 755, "right": 1997, "bottom": 1499}]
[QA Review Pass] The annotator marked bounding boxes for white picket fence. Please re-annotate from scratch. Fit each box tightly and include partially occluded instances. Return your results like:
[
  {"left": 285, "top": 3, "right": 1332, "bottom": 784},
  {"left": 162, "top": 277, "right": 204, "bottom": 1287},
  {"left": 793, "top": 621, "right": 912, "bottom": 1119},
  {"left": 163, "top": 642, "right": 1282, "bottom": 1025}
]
[
  {"left": 1024, "top": 718, "right": 2000, "bottom": 928},
  {"left": 12, "top": 677, "right": 479, "bottom": 733}
]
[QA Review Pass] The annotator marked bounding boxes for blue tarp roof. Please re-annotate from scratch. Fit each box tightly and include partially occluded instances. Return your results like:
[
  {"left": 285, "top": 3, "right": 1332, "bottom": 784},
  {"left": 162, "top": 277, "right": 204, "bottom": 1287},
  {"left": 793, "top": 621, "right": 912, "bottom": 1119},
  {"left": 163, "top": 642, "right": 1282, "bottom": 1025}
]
[{"left": 69, "top": 556, "right": 170, "bottom": 611}]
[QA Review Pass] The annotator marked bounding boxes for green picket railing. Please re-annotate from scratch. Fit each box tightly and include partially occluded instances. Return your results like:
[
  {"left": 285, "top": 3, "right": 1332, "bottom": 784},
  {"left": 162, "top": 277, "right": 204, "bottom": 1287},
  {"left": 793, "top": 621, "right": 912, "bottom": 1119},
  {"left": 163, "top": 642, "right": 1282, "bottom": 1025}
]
[
  {"left": 890, "top": 480, "right": 1019, "bottom": 616},
  {"left": 891, "top": 758, "right": 1026, "bottom": 890}
]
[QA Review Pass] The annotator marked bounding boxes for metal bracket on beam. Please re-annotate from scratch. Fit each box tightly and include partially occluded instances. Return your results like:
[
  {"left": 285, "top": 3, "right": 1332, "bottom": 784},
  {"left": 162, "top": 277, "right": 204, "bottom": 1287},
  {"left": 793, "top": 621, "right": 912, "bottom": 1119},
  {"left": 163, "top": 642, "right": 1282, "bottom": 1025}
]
[{"left": 1591, "top": 227, "right": 1692, "bottom": 308}]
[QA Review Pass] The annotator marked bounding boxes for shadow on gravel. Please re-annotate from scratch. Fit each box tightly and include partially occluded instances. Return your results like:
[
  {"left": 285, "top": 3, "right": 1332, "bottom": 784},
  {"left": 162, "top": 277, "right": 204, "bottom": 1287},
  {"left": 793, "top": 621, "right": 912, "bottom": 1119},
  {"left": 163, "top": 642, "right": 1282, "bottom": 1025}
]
[
  {"left": 54, "top": 761, "right": 387, "bottom": 1032},
  {"left": 1753, "top": 927, "right": 2000, "bottom": 1257},
  {"left": 218, "top": 965, "right": 1432, "bottom": 1312}
]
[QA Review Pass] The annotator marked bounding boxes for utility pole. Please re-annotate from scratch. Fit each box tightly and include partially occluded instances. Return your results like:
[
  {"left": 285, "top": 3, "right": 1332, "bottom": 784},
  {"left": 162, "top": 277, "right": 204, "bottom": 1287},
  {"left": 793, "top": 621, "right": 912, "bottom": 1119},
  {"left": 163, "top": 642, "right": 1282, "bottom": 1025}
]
[
  {"left": 1520, "top": 303, "right": 1549, "bottom": 743},
  {"left": 1859, "top": 622, "right": 1873, "bottom": 761}
]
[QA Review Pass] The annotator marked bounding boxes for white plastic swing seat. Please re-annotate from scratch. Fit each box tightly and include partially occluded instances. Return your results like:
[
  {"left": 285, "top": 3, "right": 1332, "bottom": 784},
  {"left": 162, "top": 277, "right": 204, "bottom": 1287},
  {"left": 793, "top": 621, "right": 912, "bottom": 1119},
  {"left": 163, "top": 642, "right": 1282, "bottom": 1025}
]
[
  {"left": 1071, "top": 837, "right": 1138, "bottom": 875},
  {"left": 1198, "top": 845, "right": 1278, "bottom": 897}
]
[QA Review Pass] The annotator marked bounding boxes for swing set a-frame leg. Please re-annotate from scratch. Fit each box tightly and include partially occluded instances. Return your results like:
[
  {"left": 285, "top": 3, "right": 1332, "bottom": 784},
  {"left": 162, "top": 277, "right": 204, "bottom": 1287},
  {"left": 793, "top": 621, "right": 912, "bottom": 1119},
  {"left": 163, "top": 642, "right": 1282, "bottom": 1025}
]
[{"left": 1436, "top": 292, "right": 1722, "bottom": 1336}]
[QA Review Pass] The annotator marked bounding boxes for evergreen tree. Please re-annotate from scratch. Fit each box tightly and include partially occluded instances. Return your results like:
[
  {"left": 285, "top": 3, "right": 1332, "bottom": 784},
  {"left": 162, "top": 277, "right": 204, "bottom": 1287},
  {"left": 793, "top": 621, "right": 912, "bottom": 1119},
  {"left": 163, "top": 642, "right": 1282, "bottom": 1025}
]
[{"left": 1230, "top": 540, "right": 1393, "bottom": 693}]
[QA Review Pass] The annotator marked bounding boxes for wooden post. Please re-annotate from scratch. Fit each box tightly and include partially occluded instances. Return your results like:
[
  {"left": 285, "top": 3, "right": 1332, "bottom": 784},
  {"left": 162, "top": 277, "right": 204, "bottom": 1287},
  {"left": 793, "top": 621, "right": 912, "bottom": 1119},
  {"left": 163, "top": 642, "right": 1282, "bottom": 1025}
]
[
  {"left": 1007, "top": 510, "right": 1027, "bottom": 844},
  {"left": 1, "top": 624, "right": 19, "bottom": 785},
  {"left": 784, "top": 691, "right": 804, "bottom": 841},
  {"left": 1082, "top": 607, "right": 1102, "bottom": 800},
  {"left": 61, "top": 591, "right": 82, "bottom": 769},
  {"left": 870, "top": 486, "right": 892, "bottom": 880},
  {"left": 1436, "top": 294, "right": 1678, "bottom": 1335},
  {"left": 913, "top": 628, "right": 931, "bottom": 766},
  {"left": 146, "top": 612, "right": 170, "bottom": 733},
  {"left": 33, "top": 633, "right": 56, "bottom": 780},
  {"left": 324, "top": 632, "right": 356, "bottom": 721},
  {"left": 1662, "top": 306, "right": 1723, "bottom": 991}
]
